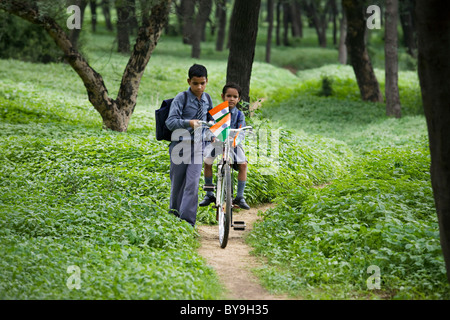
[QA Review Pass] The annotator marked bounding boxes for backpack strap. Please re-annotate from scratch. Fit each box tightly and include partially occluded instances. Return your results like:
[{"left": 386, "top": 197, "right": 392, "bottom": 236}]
[
  {"left": 205, "top": 93, "right": 212, "bottom": 108},
  {"left": 205, "top": 93, "right": 213, "bottom": 122},
  {"left": 183, "top": 91, "right": 188, "bottom": 109}
]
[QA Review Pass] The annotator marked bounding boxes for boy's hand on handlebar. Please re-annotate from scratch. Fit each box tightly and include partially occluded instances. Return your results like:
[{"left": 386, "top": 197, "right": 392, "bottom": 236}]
[{"left": 189, "top": 119, "right": 201, "bottom": 129}]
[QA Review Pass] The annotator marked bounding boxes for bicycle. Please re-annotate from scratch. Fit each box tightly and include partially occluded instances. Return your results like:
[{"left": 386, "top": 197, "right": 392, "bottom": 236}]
[{"left": 197, "top": 121, "right": 253, "bottom": 248}]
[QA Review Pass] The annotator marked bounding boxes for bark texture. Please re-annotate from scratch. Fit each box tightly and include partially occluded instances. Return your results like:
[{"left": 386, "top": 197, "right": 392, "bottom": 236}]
[
  {"left": 385, "top": 0, "right": 402, "bottom": 118},
  {"left": 342, "top": 0, "right": 383, "bottom": 102},
  {"left": 0, "top": 0, "right": 171, "bottom": 132},
  {"left": 226, "top": 0, "right": 261, "bottom": 103},
  {"left": 416, "top": 0, "right": 450, "bottom": 283}
]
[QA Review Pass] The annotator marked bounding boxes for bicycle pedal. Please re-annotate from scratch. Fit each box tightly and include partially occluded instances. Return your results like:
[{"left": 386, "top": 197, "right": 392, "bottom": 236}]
[
  {"left": 203, "top": 184, "right": 216, "bottom": 192},
  {"left": 233, "top": 221, "right": 246, "bottom": 230}
]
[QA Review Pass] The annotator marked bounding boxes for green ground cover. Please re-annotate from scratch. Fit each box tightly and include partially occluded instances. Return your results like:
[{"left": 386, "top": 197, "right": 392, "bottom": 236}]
[
  {"left": 1, "top": 10, "right": 448, "bottom": 300},
  {"left": 253, "top": 64, "right": 450, "bottom": 299},
  {"left": 0, "top": 31, "right": 350, "bottom": 299}
]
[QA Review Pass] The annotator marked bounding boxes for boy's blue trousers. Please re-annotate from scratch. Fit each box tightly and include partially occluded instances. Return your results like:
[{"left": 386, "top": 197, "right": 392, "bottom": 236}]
[{"left": 168, "top": 140, "right": 206, "bottom": 227}]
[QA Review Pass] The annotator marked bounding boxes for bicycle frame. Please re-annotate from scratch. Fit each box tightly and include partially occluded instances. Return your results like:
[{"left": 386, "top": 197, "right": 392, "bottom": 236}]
[
  {"left": 215, "top": 126, "right": 252, "bottom": 207},
  {"left": 197, "top": 121, "right": 252, "bottom": 248}
]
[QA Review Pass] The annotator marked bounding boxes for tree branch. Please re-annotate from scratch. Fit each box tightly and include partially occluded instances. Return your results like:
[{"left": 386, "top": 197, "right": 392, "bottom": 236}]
[
  {"left": 0, "top": 0, "right": 114, "bottom": 116},
  {"left": 116, "top": 0, "right": 172, "bottom": 115}
]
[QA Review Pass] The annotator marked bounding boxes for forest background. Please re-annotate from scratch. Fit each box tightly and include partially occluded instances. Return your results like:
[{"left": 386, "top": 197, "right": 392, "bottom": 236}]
[{"left": 0, "top": 0, "right": 449, "bottom": 300}]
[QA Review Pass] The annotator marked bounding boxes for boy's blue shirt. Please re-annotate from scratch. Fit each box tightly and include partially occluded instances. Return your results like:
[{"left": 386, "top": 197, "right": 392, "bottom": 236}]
[
  {"left": 229, "top": 105, "right": 246, "bottom": 129},
  {"left": 165, "top": 88, "right": 212, "bottom": 131},
  {"left": 165, "top": 88, "right": 246, "bottom": 142}
]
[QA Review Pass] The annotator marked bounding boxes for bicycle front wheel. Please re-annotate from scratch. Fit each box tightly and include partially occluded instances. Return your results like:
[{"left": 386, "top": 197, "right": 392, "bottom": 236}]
[{"left": 218, "top": 164, "right": 232, "bottom": 248}]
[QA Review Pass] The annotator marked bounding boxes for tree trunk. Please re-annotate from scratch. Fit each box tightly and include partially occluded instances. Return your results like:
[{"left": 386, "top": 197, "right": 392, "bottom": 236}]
[
  {"left": 275, "top": 1, "right": 281, "bottom": 46},
  {"left": 101, "top": 0, "right": 113, "bottom": 31},
  {"left": 385, "top": 0, "right": 401, "bottom": 118},
  {"left": 127, "top": 0, "right": 139, "bottom": 35},
  {"left": 303, "top": 0, "right": 327, "bottom": 48},
  {"left": 342, "top": 0, "right": 383, "bottom": 102},
  {"left": 416, "top": 0, "right": 450, "bottom": 284},
  {"left": 182, "top": 0, "right": 195, "bottom": 44},
  {"left": 330, "top": 0, "right": 337, "bottom": 45},
  {"left": 215, "top": 0, "right": 227, "bottom": 51},
  {"left": 226, "top": 0, "right": 261, "bottom": 103},
  {"left": 191, "top": 0, "right": 212, "bottom": 58},
  {"left": 0, "top": 0, "right": 172, "bottom": 132},
  {"left": 282, "top": 1, "right": 290, "bottom": 46},
  {"left": 399, "top": 0, "right": 417, "bottom": 58},
  {"left": 116, "top": 0, "right": 131, "bottom": 53},
  {"left": 338, "top": 8, "right": 347, "bottom": 64},
  {"left": 266, "top": 0, "right": 274, "bottom": 63},
  {"left": 90, "top": 0, "right": 97, "bottom": 32},
  {"left": 68, "top": 0, "right": 87, "bottom": 51},
  {"left": 290, "top": 0, "right": 302, "bottom": 38}
]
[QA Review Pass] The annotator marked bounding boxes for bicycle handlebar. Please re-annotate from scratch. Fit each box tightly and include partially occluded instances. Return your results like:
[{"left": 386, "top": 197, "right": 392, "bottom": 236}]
[
  {"left": 229, "top": 126, "right": 253, "bottom": 133},
  {"left": 196, "top": 120, "right": 253, "bottom": 133},
  {"left": 196, "top": 120, "right": 214, "bottom": 128}
]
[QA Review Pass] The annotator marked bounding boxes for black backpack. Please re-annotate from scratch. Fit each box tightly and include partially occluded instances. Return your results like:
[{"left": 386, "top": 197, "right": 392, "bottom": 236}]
[
  {"left": 155, "top": 91, "right": 212, "bottom": 141},
  {"left": 155, "top": 92, "right": 187, "bottom": 141}
]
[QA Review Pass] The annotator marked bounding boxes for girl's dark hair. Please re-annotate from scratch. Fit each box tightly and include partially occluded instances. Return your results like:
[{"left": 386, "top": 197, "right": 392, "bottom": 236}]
[
  {"left": 222, "top": 82, "right": 242, "bottom": 97},
  {"left": 188, "top": 64, "right": 208, "bottom": 79}
]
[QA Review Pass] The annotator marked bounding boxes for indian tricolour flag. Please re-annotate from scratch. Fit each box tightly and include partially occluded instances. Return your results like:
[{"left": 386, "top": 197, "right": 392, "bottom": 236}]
[
  {"left": 208, "top": 101, "right": 231, "bottom": 141},
  {"left": 209, "top": 101, "right": 229, "bottom": 121},
  {"left": 209, "top": 113, "right": 231, "bottom": 142}
]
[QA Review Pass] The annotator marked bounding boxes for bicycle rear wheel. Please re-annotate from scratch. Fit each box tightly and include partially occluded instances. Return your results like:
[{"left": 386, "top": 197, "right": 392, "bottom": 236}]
[{"left": 218, "top": 164, "right": 232, "bottom": 248}]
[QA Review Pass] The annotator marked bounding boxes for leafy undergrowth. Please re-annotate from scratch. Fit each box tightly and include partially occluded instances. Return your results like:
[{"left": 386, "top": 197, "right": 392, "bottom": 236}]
[
  {"left": 248, "top": 136, "right": 450, "bottom": 299},
  {"left": 0, "top": 55, "right": 352, "bottom": 299},
  {"left": 0, "top": 57, "right": 225, "bottom": 298},
  {"left": 250, "top": 64, "right": 450, "bottom": 299},
  {"left": 0, "top": 123, "right": 225, "bottom": 299},
  {"left": 260, "top": 64, "right": 425, "bottom": 154}
]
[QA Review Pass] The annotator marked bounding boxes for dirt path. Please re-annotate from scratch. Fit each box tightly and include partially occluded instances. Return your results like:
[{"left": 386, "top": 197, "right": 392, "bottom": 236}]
[{"left": 197, "top": 203, "right": 291, "bottom": 300}]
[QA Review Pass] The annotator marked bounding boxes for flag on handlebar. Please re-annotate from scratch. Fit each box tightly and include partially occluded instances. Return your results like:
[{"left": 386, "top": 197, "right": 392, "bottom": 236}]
[
  {"left": 208, "top": 101, "right": 231, "bottom": 141},
  {"left": 209, "top": 101, "right": 229, "bottom": 122},
  {"left": 232, "top": 125, "right": 242, "bottom": 148},
  {"left": 209, "top": 113, "right": 230, "bottom": 142}
]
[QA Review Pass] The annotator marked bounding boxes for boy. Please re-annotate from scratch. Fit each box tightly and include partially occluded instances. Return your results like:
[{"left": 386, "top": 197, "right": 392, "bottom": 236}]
[
  {"left": 199, "top": 82, "right": 250, "bottom": 210},
  {"left": 165, "top": 64, "right": 214, "bottom": 227}
]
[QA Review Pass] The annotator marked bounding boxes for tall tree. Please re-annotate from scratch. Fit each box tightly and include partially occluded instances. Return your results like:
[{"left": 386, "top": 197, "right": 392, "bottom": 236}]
[
  {"left": 191, "top": 0, "right": 212, "bottom": 58},
  {"left": 338, "top": 8, "right": 347, "bottom": 64},
  {"left": 215, "top": 0, "right": 227, "bottom": 51},
  {"left": 265, "top": 0, "right": 274, "bottom": 63},
  {"left": 0, "top": 0, "right": 172, "bottom": 132},
  {"left": 303, "top": 0, "right": 328, "bottom": 48},
  {"left": 226, "top": 0, "right": 261, "bottom": 104},
  {"left": 68, "top": 0, "right": 88, "bottom": 51},
  {"left": 275, "top": 1, "right": 281, "bottom": 45},
  {"left": 385, "top": 0, "right": 401, "bottom": 118},
  {"left": 182, "top": 0, "right": 195, "bottom": 43},
  {"left": 101, "top": 0, "right": 113, "bottom": 32},
  {"left": 416, "top": 0, "right": 450, "bottom": 283},
  {"left": 399, "top": 0, "right": 417, "bottom": 58},
  {"left": 116, "top": 0, "right": 131, "bottom": 53},
  {"left": 330, "top": 0, "right": 337, "bottom": 45},
  {"left": 282, "top": 1, "right": 290, "bottom": 46},
  {"left": 290, "top": 0, "right": 303, "bottom": 38},
  {"left": 89, "top": 0, "right": 97, "bottom": 32},
  {"left": 342, "top": 0, "right": 383, "bottom": 102}
]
